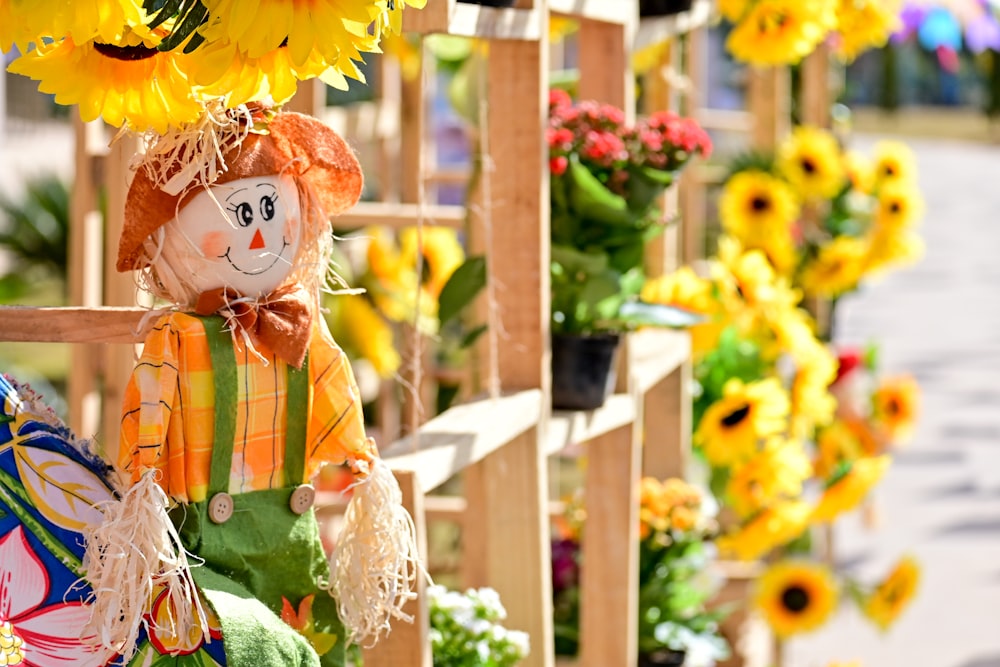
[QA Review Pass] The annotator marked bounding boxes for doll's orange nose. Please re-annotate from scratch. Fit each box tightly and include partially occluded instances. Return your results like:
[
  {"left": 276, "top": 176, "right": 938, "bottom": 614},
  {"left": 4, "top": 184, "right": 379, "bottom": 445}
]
[{"left": 249, "top": 229, "right": 266, "bottom": 250}]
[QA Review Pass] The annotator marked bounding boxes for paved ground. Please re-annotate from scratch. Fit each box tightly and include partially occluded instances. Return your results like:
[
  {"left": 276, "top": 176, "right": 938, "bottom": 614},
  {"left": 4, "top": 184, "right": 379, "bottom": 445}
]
[{"left": 787, "top": 134, "right": 1000, "bottom": 666}]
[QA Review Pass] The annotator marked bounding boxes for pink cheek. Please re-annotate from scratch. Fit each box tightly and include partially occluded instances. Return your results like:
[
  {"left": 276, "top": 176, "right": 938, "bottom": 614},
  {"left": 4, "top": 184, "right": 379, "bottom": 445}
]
[{"left": 200, "top": 232, "right": 229, "bottom": 258}]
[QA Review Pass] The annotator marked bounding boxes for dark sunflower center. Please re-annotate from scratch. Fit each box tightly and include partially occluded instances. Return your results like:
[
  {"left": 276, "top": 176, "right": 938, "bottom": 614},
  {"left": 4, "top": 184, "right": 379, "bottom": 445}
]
[
  {"left": 93, "top": 42, "right": 159, "bottom": 61},
  {"left": 781, "top": 585, "right": 811, "bottom": 613},
  {"left": 750, "top": 196, "right": 771, "bottom": 212},
  {"left": 721, "top": 404, "right": 751, "bottom": 428},
  {"left": 801, "top": 158, "right": 817, "bottom": 174},
  {"left": 889, "top": 201, "right": 901, "bottom": 214},
  {"left": 883, "top": 164, "right": 896, "bottom": 177},
  {"left": 886, "top": 397, "right": 901, "bottom": 416}
]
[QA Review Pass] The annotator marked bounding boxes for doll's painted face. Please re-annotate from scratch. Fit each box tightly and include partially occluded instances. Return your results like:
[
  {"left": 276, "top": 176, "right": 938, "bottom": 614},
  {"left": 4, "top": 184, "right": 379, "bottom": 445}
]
[{"left": 160, "top": 174, "right": 302, "bottom": 298}]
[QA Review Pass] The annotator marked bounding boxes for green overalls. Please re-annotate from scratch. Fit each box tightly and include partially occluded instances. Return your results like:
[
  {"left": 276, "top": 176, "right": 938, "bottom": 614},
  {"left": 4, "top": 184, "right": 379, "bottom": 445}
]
[{"left": 170, "top": 316, "right": 346, "bottom": 667}]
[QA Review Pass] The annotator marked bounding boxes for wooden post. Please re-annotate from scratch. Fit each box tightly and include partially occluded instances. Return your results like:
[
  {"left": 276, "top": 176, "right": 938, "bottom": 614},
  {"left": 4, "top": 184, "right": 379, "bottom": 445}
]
[
  {"left": 642, "top": 358, "right": 691, "bottom": 480},
  {"left": 98, "top": 134, "right": 141, "bottom": 462},
  {"left": 747, "top": 66, "right": 790, "bottom": 150},
  {"left": 680, "top": 25, "right": 707, "bottom": 264},
  {"left": 800, "top": 43, "right": 831, "bottom": 129},
  {"left": 579, "top": 423, "right": 640, "bottom": 667},
  {"left": 362, "top": 470, "right": 431, "bottom": 667},
  {"left": 576, "top": 8, "right": 636, "bottom": 119},
  {"left": 466, "top": 427, "right": 554, "bottom": 667},
  {"left": 286, "top": 78, "right": 327, "bottom": 118}
]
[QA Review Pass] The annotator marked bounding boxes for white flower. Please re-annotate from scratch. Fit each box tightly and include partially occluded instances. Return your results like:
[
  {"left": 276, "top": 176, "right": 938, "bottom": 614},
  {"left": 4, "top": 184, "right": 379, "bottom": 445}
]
[{"left": 507, "top": 629, "right": 531, "bottom": 657}]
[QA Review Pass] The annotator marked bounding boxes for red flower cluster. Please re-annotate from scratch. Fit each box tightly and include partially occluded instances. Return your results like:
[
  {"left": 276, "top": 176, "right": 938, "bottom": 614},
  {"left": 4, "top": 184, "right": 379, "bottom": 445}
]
[{"left": 547, "top": 89, "right": 712, "bottom": 189}]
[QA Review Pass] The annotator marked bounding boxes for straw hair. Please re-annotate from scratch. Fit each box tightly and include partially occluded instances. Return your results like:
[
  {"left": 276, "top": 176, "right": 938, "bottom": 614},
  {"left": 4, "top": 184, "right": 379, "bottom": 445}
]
[
  {"left": 325, "top": 457, "right": 423, "bottom": 646},
  {"left": 118, "top": 109, "right": 363, "bottom": 273}
]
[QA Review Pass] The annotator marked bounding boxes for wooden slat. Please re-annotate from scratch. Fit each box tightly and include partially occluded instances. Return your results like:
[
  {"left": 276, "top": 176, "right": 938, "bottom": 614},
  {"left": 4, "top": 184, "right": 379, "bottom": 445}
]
[
  {"left": 695, "top": 108, "right": 754, "bottom": 133},
  {"left": 404, "top": 0, "right": 542, "bottom": 40},
  {"left": 748, "top": 66, "right": 791, "bottom": 150},
  {"left": 800, "top": 43, "right": 831, "bottom": 128},
  {"left": 545, "top": 393, "right": 636, "bottom": 457},
  {"left": 0, "top": 306, "right": 151, "bottom": 344},
  {"left": 626, "top": 328, "right": 691, "bottom": 395},
  {"left": 376, "top": 389, "right": 543, "bottom": 494},
  {"left": 333, "top": 201, "right": 465, "bottom": 230},
  {"left": 549, "top": 0, "right": 632, "bottom": 24},
  {"left": 362, "top": 470, "right": 431, "bottom": 667},
  {"left": 633, "top": 0, "right": 712, "bottom": 50},
  {"left": 641, "top": 359, "right": 691, "bottom": 480},
  {"left": 576, "top": 14, "right": 636, "bottom": 120},
  {"left": 579, "top": 423, "right": 640, "bottom": 667}
]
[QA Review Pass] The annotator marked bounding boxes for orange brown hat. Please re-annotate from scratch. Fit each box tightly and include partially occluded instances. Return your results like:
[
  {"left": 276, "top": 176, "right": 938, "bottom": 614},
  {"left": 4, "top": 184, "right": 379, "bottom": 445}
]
[{"left": 117, "top": 109, "right": 363, "bottom": 272}]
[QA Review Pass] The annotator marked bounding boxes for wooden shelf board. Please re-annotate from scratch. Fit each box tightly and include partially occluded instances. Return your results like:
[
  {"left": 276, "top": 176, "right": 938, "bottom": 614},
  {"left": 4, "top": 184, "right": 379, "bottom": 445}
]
[
  {"left": 334, "top": 201, "right": 466, "bottom": 229},
  {"left": 0, "top": 306, "right": 151, "bottom": 344},
  {"left": 626, "top": 328, "right": 690, "bottom": 395},
  {"left": 404, "top": 0, "right": 542, "bottom": 40},
  {"left": 549, "top": 0, "right": 635, "bottom": 24},
  {"left": 377, "top": 388, "right": 543, "bottom": 493},
  {"left": 634, "top": 0, "right": 712, "bottom": 50},
  {"left": 546, "top": 392, "right": 636, "bottom": 457}
]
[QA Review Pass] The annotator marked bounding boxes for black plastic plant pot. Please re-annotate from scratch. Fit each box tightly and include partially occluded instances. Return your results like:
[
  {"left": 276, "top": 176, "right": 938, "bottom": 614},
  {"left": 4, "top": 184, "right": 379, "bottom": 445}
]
[
  {"left": 639, "top": 0, "right": 694, "bottom": 17},
  {"left": 637, "top": 650, "right": 686, "bottom": 667},
  {"left": 551, "top": 332, "right": 621, "bottom": 411}
]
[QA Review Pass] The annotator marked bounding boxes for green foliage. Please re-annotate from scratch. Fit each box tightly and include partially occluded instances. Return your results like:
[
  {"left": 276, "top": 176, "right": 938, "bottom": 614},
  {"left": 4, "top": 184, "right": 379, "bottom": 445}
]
[
  {"left": 437, "top": 255, "right": 486, "bottom": 327},
  {"left": 428, "top": 586, "right": 530, "bottom": 667},
  {"left": 0, "top": 176, "right": 71, "bottom": 302}
]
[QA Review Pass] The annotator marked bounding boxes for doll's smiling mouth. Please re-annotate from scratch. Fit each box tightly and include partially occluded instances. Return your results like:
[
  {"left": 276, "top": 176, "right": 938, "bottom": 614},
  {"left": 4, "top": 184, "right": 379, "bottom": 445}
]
[{"left": 220, "top": 239, "right": 290, "bottom": 275}]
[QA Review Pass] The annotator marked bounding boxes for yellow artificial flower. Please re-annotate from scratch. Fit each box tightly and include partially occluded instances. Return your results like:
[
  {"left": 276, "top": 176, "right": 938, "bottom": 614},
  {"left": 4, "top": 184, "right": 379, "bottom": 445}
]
[
  {"left": 863, "top": 555, "right": 920, "bottom": 632},
  {"left": 719, "top": 171, "right": 800, "bottom": 244},
  {"left": 696, "top": 377, "right": 791, "bottom": 467},
  {"left": 842, "top": 149, "right": 876, "bottom": 195},
  {"left": 8, "top": 33, "right": 203, "bottom": 133},
  {"left": 400, "top": 226, "right": 465, "bottom": 300},
  {"left": 718, "top": 0, "right": 753, "bottom": 22},
  {"left": 813, "top": 419, "right": 865, "bottom": 479},
  {"left": 364, "top": 227, "right": 439, "bottom": 333},
  {"left": 716, "top": 499, "right": 812, "bottom": 561},
  {"left": 872, "top": 375, "right": 920, "bottom": 444},
  {"left": 799, "top": 235, "right": 869, "bottom": 298},
  {"left": 767, "top": 305, "right": 822, "bottom": 366},
  {"left": 726, "top": 0, "right": 836, "bottom": 66},
  {"left": 778, "top": 125, "right": 848, "bottom": 201},
  {"left": 790, "top": 359, "right": 838, "bottom": 438},
  {"left": 0, "top": 0, "right": 145, "bottom": 50},
  {"left": 874, "top": 180, "right": 924, "bottom": 231},
  {"left": 199, "top": 0, "right": 379, "bottom": 67},
  {"left": 642, "top": 266, "right": 725, "bottom": 358},
  {"left": 331, "top": 294, "right": 402, "bottom": 378},
  {"left": 872, "top": 140, "right": 918, "bottom": 186},
  {"left": 826, "top": 662, "right": 862, "bottom": 667},
  {"left": 812, "top": 455, "right": 891, "bottom": 523},
  {"left": 725, "top": 437, "right": 812, "bottom": 518},
  {"left": 864, "top": 227, "right": 924, "bottom": 274},
  {"left": 754, "top": 560, "right": 839, "bottom": 638},
  {"left": 832, "top": 0, "right": 901, "bottom": 63},
  {"left": 639, "top": 477, "right": 703, "bottom": 538}
]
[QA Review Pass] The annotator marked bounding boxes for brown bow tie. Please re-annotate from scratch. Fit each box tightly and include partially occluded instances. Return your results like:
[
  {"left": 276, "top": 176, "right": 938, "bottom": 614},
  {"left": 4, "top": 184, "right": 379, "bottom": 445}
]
[{"left": 195, "top": 283, "right": 312, "bottom": 369}]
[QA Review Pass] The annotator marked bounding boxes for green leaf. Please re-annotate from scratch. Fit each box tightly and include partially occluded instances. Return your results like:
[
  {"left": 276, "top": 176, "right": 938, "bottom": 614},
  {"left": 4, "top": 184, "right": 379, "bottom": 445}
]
[
  {"left": 566, "top": 156, "right": 634, "bottom": 226},
  {"left": 437, "top": 255, "right": 487, "bottom": 326},
  {"left": 460, "top": 323, "right": 488, "bottom": 349}
]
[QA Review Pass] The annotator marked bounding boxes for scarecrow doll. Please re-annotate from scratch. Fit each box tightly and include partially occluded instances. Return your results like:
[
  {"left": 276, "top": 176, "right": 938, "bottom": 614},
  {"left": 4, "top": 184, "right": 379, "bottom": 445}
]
[{"left": 82, "top": 104, "right": 419, "bottom": 666}]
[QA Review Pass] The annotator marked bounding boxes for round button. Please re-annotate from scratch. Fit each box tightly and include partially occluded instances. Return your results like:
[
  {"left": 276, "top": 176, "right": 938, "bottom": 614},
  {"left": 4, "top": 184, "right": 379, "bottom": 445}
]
[
  {"left": 289, "top": 484, "right": 316, "bottom": 515},
  {"left": 208, "top": 492, "right": 234, "bottom": 524}
]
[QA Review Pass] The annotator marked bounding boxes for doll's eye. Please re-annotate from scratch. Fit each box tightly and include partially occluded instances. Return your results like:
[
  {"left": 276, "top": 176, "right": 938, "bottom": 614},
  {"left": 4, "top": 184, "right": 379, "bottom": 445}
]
[
  {"left": 231, "top": 202, "right": 254, "bottom": 227},
  {"left": 260, "top": 194, "right": 277, "bottom": 221}
]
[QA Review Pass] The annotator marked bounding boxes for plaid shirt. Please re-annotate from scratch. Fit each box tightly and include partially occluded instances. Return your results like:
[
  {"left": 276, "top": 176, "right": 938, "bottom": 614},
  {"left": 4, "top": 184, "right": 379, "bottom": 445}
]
[{"left": 120, "top": 312, "right": 374, "bottom": 503}]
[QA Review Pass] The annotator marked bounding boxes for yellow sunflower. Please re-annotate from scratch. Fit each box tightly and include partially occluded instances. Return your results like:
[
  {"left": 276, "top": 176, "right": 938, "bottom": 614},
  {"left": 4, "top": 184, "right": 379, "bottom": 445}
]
[
  {"left": 725, "top": 437, "right": 812, "bottom": 518},
  {"left": 716, "top": 500, "right": 812, "bottom": 561},
  {"left": 0, "top": 0, "right": 145, "bottom": 50},
  {"left": 813, "top": 419, "right": 865, "bottom": 479},
  {"left": 778, "top": 125, "right": 848, "bottom": 201},
  {"left": 364, "top": 227, "right": 438, "bottom": 332},
  {"left": 199, "top": 0, "right": 379, "bottom": 68},
  {"left": 400, "top": 226, "right": 465, "bottom": 301},
  {"left": 864, "top": 227, "right": 924, "bottom": 274},
  {"left": 799, "top": 235, "right": 869, "bottom": 298},
  {"left": 720, "top": 171, "right": 801, "bottom": 243},
  {"left": 842, "top": 149, "right": 876, "bottom": 194},
  {"left": 642, "top": 267, "right": 725, "bottom": 358},
  {"left": 872, "top": 375, "right": 920, "bottom": 444},
  {"left": 832, "top": 0, "right": 901, "bottom": 63},
  {"left": 790, "top": 360, "right": 838, "bottom": 438},
  {"left": 718, "top": 0, "right": 753, "bottom": 22},
  {"left": 696, "top": 377, "right": 791, "bottom": 467},
  {"left": 329, "top": 294, "right": 402, "bottom": 378},
  {"left": 8, "top": 33, "right": 203, "bottom": 133},
  {"left": 863, "top": 555, "right": 920, "bottom": 632},
  {"left": 755, "top": 560, "right": 839, "bottom": 638},
  {"left": 726, "top": 0, "right": 836, "bottom": 66},
  {"left": 872, "top": 140, "right": 918, "bottom": 186},
  {"left": 812, "top": 454, "right": 891, "bottom": 523},
  {"left": 874, "top": 180, "right": 924, "bottom": 231}
]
